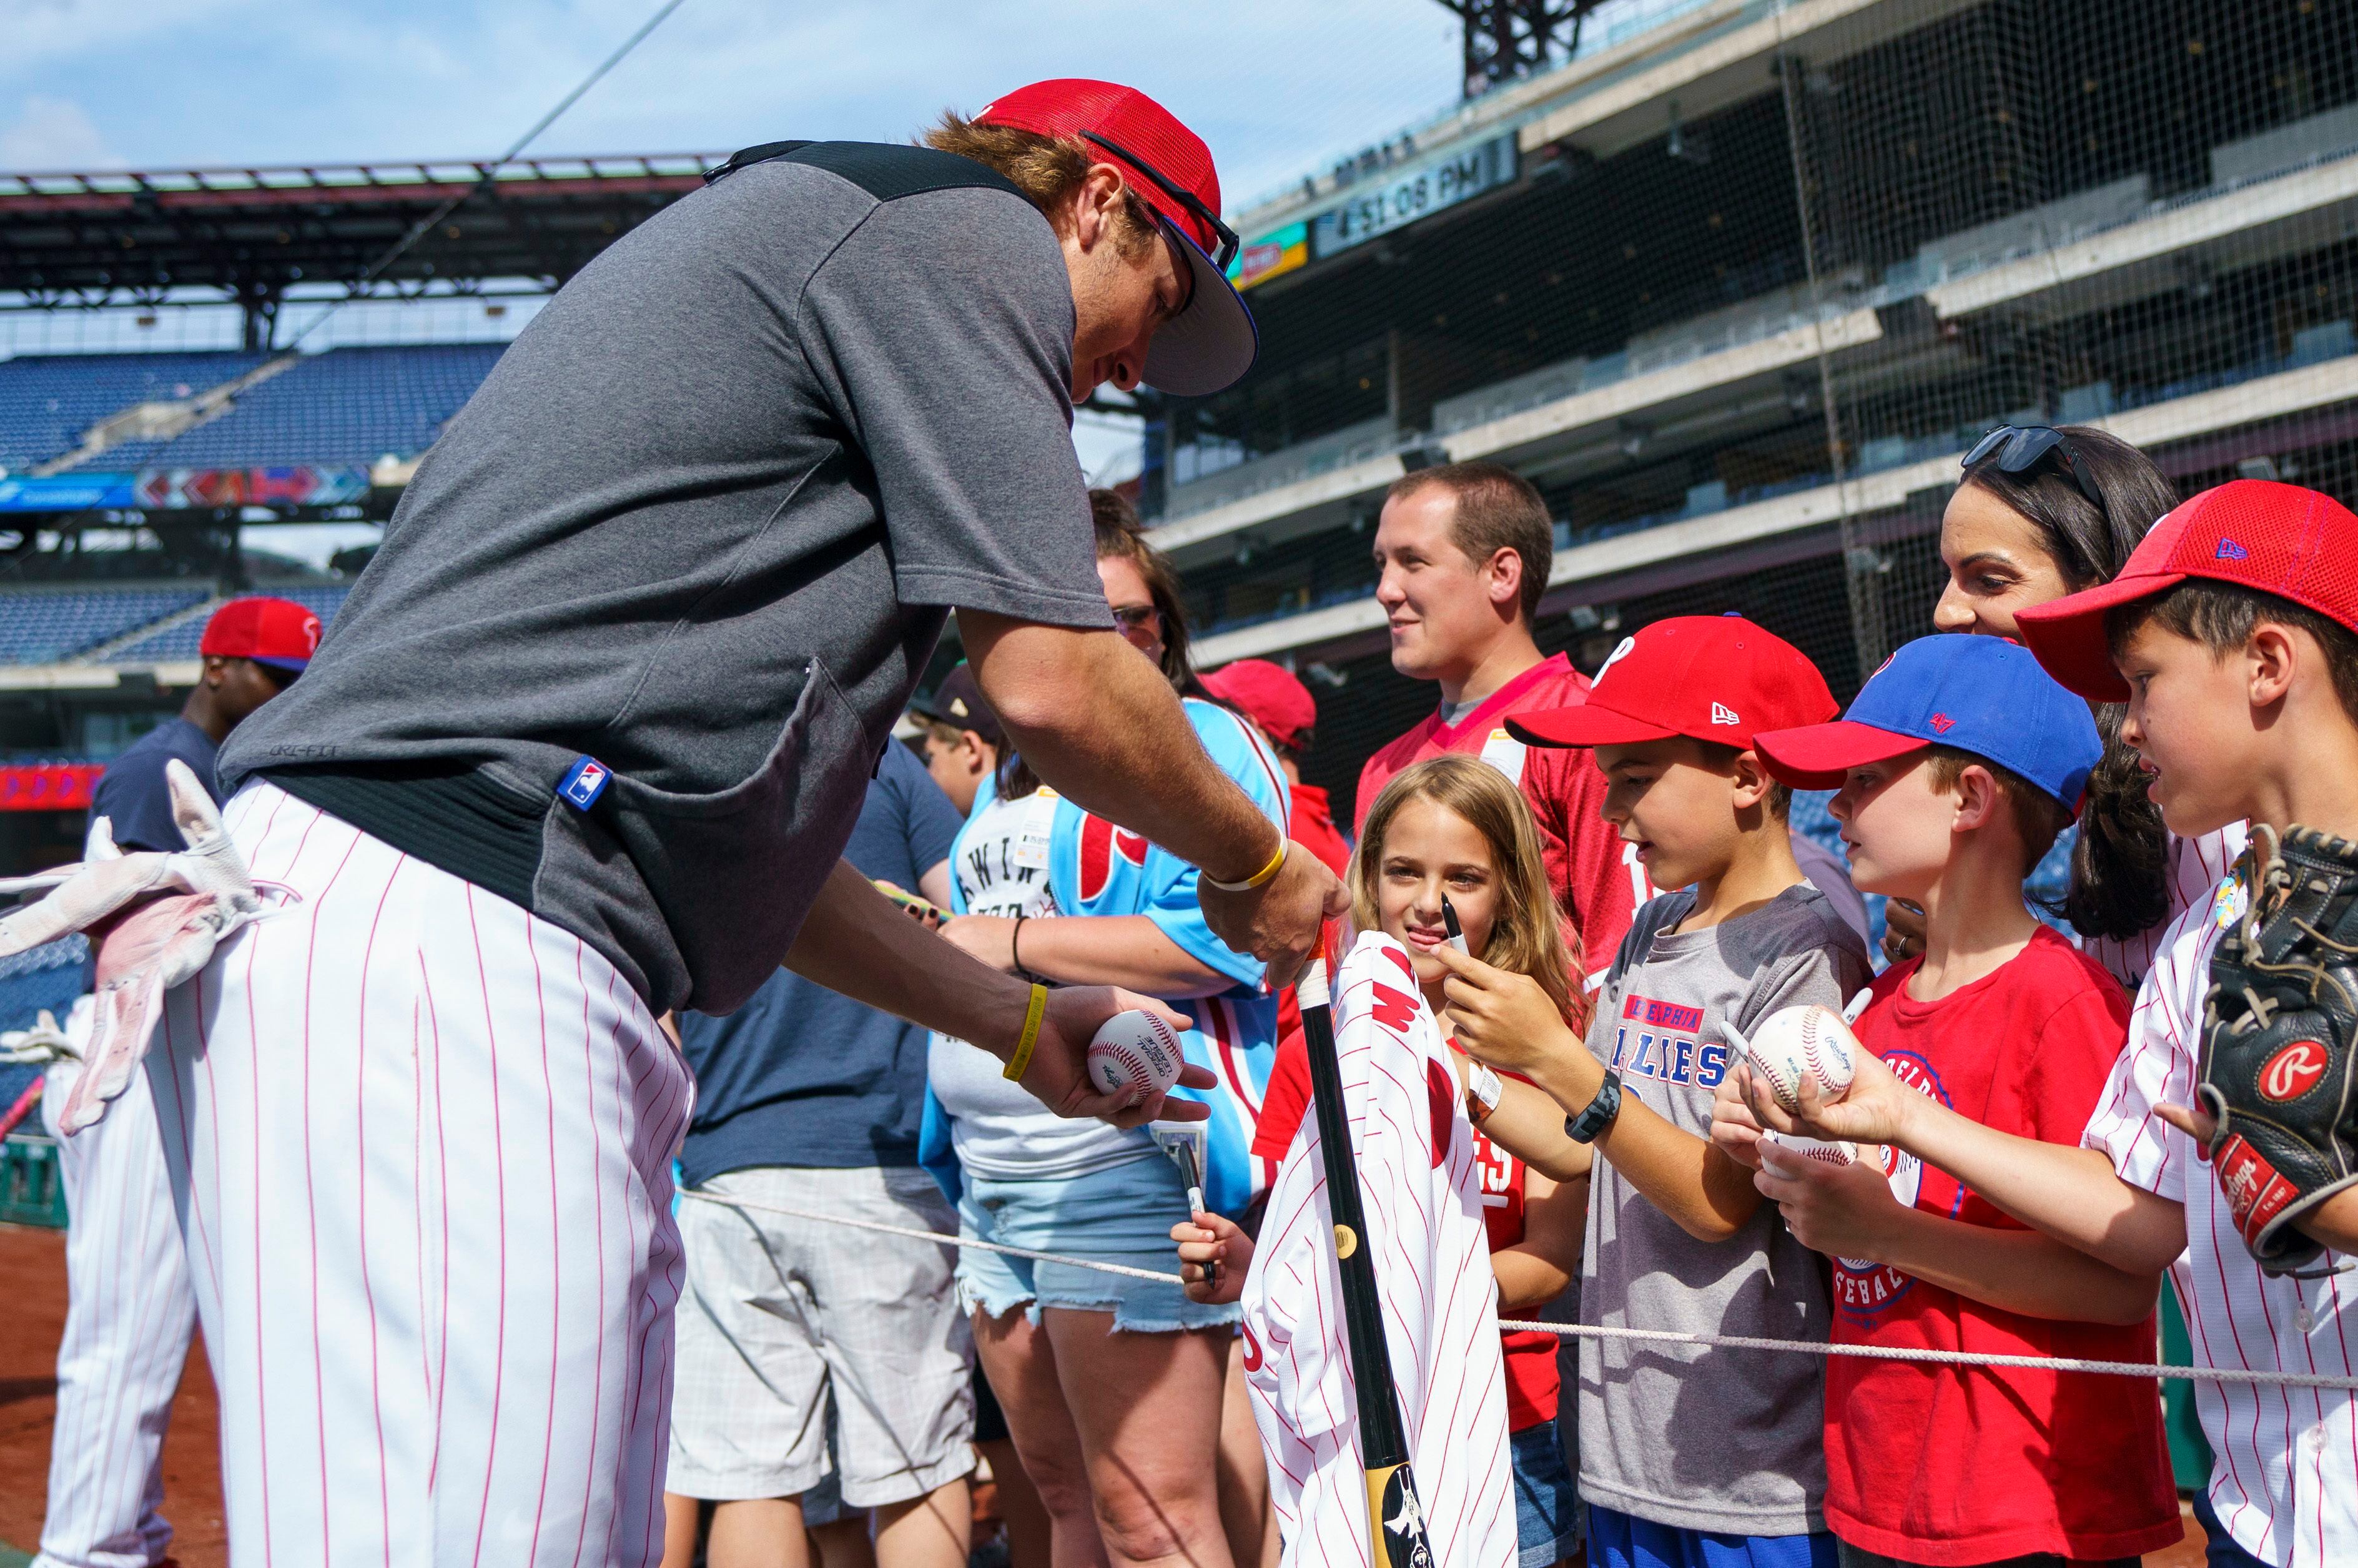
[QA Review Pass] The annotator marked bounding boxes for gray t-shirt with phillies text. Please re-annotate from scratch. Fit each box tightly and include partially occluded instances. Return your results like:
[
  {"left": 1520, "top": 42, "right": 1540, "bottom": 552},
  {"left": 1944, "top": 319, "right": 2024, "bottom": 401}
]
[
  {"left": 1578, "top": 882, "right": 1872, "bottom": 1537},
  {"left": 220, "top": 142, "right": 1113, "bottom": 1017}
]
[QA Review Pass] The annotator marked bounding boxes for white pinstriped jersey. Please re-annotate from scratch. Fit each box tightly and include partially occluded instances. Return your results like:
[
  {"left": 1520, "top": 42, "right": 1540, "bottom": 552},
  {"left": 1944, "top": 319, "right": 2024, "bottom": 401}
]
[
  {"left": 1239, "top": 934, "right": 1516, "bottom": 1568},
  {"left": 2083, "top": 826, "right": 2245, "bottom": 992},
  {"left": 2082, "top": 869, "right": 2358, "bottom": 1567}
]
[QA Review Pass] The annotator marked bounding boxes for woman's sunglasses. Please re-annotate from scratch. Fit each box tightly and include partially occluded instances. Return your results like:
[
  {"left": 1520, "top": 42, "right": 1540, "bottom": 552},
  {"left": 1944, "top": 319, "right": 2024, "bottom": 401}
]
[{"left": 1963, "top": 425, "right": 2106, "bottom": 513}]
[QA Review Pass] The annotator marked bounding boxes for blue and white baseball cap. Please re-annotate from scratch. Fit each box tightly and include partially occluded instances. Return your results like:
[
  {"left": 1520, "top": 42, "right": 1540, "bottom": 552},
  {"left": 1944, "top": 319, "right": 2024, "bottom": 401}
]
[{"left": 1752, "top": 635, "right": 2101, "bottom": 813}]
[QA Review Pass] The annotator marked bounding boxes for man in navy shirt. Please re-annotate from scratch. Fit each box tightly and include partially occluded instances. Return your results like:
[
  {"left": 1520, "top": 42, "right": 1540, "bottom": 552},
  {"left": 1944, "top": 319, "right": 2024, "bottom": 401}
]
[
  {"left": 666, "top": 738, "right": 975, "bottom": 1568},
  {"left": 36, "top": 595, "right": 315, "bottom": 1568},
  {"left": 92, "top": 596, "right": 319, "bottom": 851}
]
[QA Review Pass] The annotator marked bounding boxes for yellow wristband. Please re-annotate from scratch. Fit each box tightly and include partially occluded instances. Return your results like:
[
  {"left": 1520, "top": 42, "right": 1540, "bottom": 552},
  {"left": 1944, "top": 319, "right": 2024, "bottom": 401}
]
[
  {"left": 1206, "top": 836, "right": 1288, "bottom": 894},
  {"left": 1002, "top": 983, "right": 1049, "bottom": 1082}
]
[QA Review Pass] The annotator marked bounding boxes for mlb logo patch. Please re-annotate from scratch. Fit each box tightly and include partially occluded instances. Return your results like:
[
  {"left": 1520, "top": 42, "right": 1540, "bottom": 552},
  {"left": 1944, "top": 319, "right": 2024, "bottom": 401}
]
[
  {"left": 559, "top": 756, "right": 611, "bottom": 811},
  {"left": 1709, "top": 701, "right": 1740, "bottom": 726},
  {"left": 2216, "top": 537, "right": 2250, "bottom": 561}
]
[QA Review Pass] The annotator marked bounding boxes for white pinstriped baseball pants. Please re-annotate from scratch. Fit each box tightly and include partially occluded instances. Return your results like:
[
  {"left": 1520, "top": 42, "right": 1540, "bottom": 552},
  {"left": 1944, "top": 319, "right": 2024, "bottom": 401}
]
[
  {"left": 37, "top": 1040, "right": 199, "bottom": 1568},
  {"left": 146, "top": 782, "right": 694, "bottom": 1566}
]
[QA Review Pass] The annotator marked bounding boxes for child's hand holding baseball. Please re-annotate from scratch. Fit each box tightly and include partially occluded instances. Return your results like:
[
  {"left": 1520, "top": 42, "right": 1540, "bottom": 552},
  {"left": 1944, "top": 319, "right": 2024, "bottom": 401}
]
[
  {"left": 1744, "top": 1042, "right": 1921, "bottom": 1149},
  {"left": 1172, "top": 1210, "right": 1251, "bottom": 1304},
  {"left": 1754, "top": 1139, "right": 1903, "bottom": 1259}
]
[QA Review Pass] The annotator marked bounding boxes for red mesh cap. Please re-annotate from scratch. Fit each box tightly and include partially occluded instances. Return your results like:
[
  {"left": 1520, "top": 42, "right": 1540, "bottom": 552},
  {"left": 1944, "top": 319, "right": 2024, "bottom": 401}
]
[
  {"left": 1198, "top": 658, "right": 1318, "bottom": 751},
  {"left": 2016, "top": 481, "right": 2358, "bottom": 701},
  {"left": 975, "top": 79, "right": 1256, "bottom": 397},
  {"left": 199, "top": 596, "right": 321, "bottom": 672},
  {"left": 1507, "top": 614, "right": 1837, "bottom": 750}
]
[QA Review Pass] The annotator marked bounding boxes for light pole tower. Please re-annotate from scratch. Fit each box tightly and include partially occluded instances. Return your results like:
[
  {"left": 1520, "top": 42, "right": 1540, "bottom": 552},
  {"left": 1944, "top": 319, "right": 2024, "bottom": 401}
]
[{"left": 1432, "top": 1, "right": 1602, "bottom": 97}]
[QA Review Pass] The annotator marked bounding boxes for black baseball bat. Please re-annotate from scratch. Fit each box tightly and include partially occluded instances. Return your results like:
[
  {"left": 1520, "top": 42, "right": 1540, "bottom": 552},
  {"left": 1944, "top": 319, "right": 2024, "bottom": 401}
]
[{"left": 1296, "top": 954, "right": 1436, "bottom": 1568}]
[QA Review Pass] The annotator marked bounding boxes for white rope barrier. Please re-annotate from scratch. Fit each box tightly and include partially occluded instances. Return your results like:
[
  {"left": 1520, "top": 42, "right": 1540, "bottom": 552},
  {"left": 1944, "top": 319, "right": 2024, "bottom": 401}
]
[{"left": 683, "top": 1189, "right": 2358, "bottom": 1393}]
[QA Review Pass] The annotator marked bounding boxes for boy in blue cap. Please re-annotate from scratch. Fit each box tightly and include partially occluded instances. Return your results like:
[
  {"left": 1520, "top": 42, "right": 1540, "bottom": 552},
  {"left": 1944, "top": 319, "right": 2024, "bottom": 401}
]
[{"left": 1726, "top": 634, "right": 2181, "bottom": 1568}]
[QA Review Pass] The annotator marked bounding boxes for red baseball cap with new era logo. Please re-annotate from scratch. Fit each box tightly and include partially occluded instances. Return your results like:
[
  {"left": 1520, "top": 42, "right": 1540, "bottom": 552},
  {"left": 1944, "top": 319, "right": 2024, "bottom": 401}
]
[
  {"left": 2015, "top": 480, "right": 2358, "bottom": 701},
  {"left": 199, "top": 596, "right": 321, "bottom": 674},
  {"left": 1507, "top": 614, "right": 1836, "bottom": 750},
  {"left": 975, "top": 80, "right": 1256, "bottom": 398}
]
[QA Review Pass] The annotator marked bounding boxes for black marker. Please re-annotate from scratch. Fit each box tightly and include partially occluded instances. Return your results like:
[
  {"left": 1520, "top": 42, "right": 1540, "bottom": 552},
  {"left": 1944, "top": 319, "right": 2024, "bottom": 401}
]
[{"left": 1441, "top": 895, "right": 1469, "bottom": 956}]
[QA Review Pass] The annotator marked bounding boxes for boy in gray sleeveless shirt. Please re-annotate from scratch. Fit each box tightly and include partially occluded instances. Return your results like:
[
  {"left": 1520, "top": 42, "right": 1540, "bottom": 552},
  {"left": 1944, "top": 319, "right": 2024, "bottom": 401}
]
[{"left": 1440, "top": 616, "right": 1871, "bottom": 1564}]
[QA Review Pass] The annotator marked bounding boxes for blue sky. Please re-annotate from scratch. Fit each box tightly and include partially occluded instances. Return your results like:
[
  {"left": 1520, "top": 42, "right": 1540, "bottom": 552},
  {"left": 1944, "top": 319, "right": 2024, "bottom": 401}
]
[
  {"left": 5, "top": 0, "right": 1469, "bottom": 213},
  {"left": 4, "top": 0, "right": 1687, "bottom": 556}
]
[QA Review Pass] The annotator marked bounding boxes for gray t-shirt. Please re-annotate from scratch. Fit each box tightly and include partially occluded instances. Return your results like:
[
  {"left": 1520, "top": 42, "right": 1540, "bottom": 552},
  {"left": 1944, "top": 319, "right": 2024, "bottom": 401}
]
[
  {"left": 221, "top": 143, "right": 1113, "bottom": 1016},
  {"left": 1578, "top": 882, "right": 1872, "bottom": 1536}
]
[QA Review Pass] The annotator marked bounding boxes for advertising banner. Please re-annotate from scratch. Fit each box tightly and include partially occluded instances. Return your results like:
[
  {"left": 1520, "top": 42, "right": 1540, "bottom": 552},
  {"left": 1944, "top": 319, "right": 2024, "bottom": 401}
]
[
  {"left": 0, "top": 765, "right": 102, "bottom": 812},
  {"left": 1230, "top": 221, "right": 1310, "bottom": 291},
  {"left": 0, "top": 467, "right": 372, "bottom": 515},
  {"left": 0, "top": 475, "right": 137, "bottom": 514}
]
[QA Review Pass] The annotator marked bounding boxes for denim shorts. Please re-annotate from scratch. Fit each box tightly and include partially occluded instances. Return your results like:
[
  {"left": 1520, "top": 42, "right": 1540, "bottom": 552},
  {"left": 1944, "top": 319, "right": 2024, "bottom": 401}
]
[
  {"left": 1512, "top": 1421, "right": 1580, "bottom": 1567},
  {"left": 956, "top": 1152, "right": 1241, "bottom": 1333}
]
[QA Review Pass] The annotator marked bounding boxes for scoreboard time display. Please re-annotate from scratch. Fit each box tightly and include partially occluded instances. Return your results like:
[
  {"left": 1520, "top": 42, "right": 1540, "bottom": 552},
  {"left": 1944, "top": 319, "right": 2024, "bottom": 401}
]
[{"left": 1311, "top": 134, "right": 1518, "bottom": 259}]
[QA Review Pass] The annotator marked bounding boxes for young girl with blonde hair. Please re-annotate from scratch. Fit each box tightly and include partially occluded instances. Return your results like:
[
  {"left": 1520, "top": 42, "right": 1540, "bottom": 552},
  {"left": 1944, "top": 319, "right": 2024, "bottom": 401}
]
[{"left": 1178, "top": 754, "right": 1589, "bottom": 1568}]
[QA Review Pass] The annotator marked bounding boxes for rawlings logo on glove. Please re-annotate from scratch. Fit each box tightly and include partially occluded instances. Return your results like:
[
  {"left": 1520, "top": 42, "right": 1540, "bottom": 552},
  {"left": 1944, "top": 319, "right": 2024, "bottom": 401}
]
[
  {"left": 0, "top": 761, "right": 263, "bottom": 1133},
  {"left": 2196, "top": 824, "right": 2358, "bottom": 1276}
]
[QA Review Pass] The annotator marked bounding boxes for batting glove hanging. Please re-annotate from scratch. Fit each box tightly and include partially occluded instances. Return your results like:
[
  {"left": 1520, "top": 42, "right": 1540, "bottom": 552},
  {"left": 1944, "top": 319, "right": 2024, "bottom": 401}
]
[{"left": 0, "top": 760, "right": 264, "bottom": 1133}]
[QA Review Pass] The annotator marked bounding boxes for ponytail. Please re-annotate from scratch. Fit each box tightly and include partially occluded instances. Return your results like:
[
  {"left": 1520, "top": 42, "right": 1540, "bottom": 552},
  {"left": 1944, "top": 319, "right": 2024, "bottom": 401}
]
[{"left": 2061, "top": 704, "right": 2170, "bottom": 940}]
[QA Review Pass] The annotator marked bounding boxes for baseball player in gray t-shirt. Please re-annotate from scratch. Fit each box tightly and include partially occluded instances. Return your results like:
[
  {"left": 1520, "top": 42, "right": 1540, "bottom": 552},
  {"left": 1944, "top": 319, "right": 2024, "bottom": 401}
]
[{"left": 0, "top": 82, "right": 1346, "bottom": 1563}]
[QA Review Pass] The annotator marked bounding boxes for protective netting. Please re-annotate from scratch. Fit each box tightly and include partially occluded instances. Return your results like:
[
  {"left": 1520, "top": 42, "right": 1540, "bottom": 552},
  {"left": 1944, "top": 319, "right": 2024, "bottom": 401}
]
[{"left": 1145, "top": 0, "right": 2358, "bottom": 854}]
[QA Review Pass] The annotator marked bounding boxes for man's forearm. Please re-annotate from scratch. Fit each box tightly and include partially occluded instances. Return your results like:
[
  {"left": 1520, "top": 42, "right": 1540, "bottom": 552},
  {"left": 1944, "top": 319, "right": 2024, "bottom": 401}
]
[
  {"left": 961, "top": 611, "right": 1280, "bottom": 884},
  {"left": 784, "top": 860, "right": 1030, "bottom": 1056},
  {"left": 1017, "top": 915, "right": 1231, "bottom": 997}
]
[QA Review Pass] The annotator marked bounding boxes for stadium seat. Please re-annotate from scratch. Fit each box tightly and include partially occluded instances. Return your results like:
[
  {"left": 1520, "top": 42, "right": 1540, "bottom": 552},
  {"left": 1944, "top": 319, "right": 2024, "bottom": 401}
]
[
  {"left": 0, "top": 589, "right": 213, "bottom": 664},
  {"left": 133, "top": 345, "right": 505, "bottom": 468},
  {"left": 0, "top": 352, "right": 271, "bottom": 470},
  {"left": 103, "top": 584, "right": 353, "bottom": 664}
]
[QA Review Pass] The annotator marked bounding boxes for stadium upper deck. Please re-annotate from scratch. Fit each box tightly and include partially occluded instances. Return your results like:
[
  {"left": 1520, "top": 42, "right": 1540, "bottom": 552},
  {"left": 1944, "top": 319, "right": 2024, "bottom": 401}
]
[{"left": 1147, "top": 0, "right": 2358, "bottom": 815}]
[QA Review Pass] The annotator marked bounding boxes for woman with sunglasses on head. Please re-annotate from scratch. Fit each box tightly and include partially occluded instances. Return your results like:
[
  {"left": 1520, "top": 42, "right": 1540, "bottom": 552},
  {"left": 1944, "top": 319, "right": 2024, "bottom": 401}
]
[
  {"left": 1876, "top": 424, "right": 2244, "bottom": 990},
  {"left": 920, "top": 491, "right": 1285, "bottom": 1568}
]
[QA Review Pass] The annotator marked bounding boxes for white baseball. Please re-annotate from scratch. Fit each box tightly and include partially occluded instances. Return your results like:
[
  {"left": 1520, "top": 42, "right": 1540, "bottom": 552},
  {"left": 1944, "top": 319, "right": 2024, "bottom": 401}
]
[
  {"left": 1087, "top": 1010, "right": 1184, "bottom": 1098},
  {"left": 1740, "top": 1003, "right": 1859, "bottom": 1115}
]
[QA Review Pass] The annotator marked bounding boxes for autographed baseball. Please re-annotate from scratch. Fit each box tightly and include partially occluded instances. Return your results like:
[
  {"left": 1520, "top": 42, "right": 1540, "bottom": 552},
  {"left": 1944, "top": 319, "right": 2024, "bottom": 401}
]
[
  {"left": 1087, "top": 1010, "right": 1184, "bottom": 1098},
  {"left": 1742, "top": 1003, "right": 1859, "bottom": 1115},
  {"left": 1759, "top": 1128, "right": 1858, "bottom": 1167}
]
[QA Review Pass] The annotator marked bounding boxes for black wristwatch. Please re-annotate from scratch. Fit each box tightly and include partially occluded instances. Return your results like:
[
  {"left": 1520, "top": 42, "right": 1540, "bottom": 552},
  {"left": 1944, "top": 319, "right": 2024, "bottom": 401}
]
[{"left": 1564, "top": 1070, "right": 1624, "bottom": 1144}]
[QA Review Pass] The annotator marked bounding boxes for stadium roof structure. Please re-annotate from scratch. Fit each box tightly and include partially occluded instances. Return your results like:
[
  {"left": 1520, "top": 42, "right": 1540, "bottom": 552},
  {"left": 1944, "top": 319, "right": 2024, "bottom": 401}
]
[{"left": 0, "top": 153, "right": 726, "bottom": 347}]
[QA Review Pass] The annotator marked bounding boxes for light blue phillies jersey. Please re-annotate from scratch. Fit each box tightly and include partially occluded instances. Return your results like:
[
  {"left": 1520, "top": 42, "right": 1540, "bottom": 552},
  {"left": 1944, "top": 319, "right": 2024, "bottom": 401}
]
[{"left": 920, "top": 697, "right": 1288, "bottom": 1215}]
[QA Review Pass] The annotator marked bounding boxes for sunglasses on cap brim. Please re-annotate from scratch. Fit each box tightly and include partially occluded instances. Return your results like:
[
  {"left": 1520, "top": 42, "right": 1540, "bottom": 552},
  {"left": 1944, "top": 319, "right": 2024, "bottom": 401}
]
[
  {"left": 1963, "top": 425, "right": 2106, "bottom": 513},
  {"left": 1078, "top": 131, "right": 1240, "bottom": 274}
]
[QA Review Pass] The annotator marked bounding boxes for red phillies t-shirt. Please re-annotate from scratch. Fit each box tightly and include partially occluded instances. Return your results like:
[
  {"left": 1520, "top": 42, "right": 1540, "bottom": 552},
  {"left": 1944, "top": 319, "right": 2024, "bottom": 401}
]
[
  {"left": 1355, "top": 655, "right": 1649, "bottom": 990},
  {"left": 1823, "top": 926, "right": 2177, "bottom": 1564},
  {"left": 1255, "top": 1030, "right": 1561, "bottom": 1430}
]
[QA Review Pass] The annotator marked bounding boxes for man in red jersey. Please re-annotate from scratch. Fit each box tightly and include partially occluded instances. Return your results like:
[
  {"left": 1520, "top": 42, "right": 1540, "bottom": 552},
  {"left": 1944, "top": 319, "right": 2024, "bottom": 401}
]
[{"left": 1358, "top": 462, "right": 1650, "bottom": 989}]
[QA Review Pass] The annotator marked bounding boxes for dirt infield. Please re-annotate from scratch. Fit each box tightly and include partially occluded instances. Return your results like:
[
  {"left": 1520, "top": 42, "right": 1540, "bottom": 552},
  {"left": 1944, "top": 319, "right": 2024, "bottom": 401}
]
[
  {"left": 0, "top": 1221, "right": 223, "bottom": 1567},
  {"left": 0, "top": 1217, "right": 2217, "bottom": 1568}
]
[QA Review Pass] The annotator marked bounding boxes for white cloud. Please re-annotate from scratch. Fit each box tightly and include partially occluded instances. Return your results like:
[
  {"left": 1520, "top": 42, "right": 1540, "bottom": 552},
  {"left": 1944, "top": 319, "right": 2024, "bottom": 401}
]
[{"left": 0, "top": 95, "right": 122, "bottom": 171}]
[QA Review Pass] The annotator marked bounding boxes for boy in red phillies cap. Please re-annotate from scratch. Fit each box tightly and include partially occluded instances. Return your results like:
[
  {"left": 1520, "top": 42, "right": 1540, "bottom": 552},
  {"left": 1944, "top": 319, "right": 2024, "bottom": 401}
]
[
  {"left": 1433, "top": 615, "right": 1872, "bottom": 1565},
  {"left": 1750, "top": 481, "right": 2358, "bottom": 1566}
]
